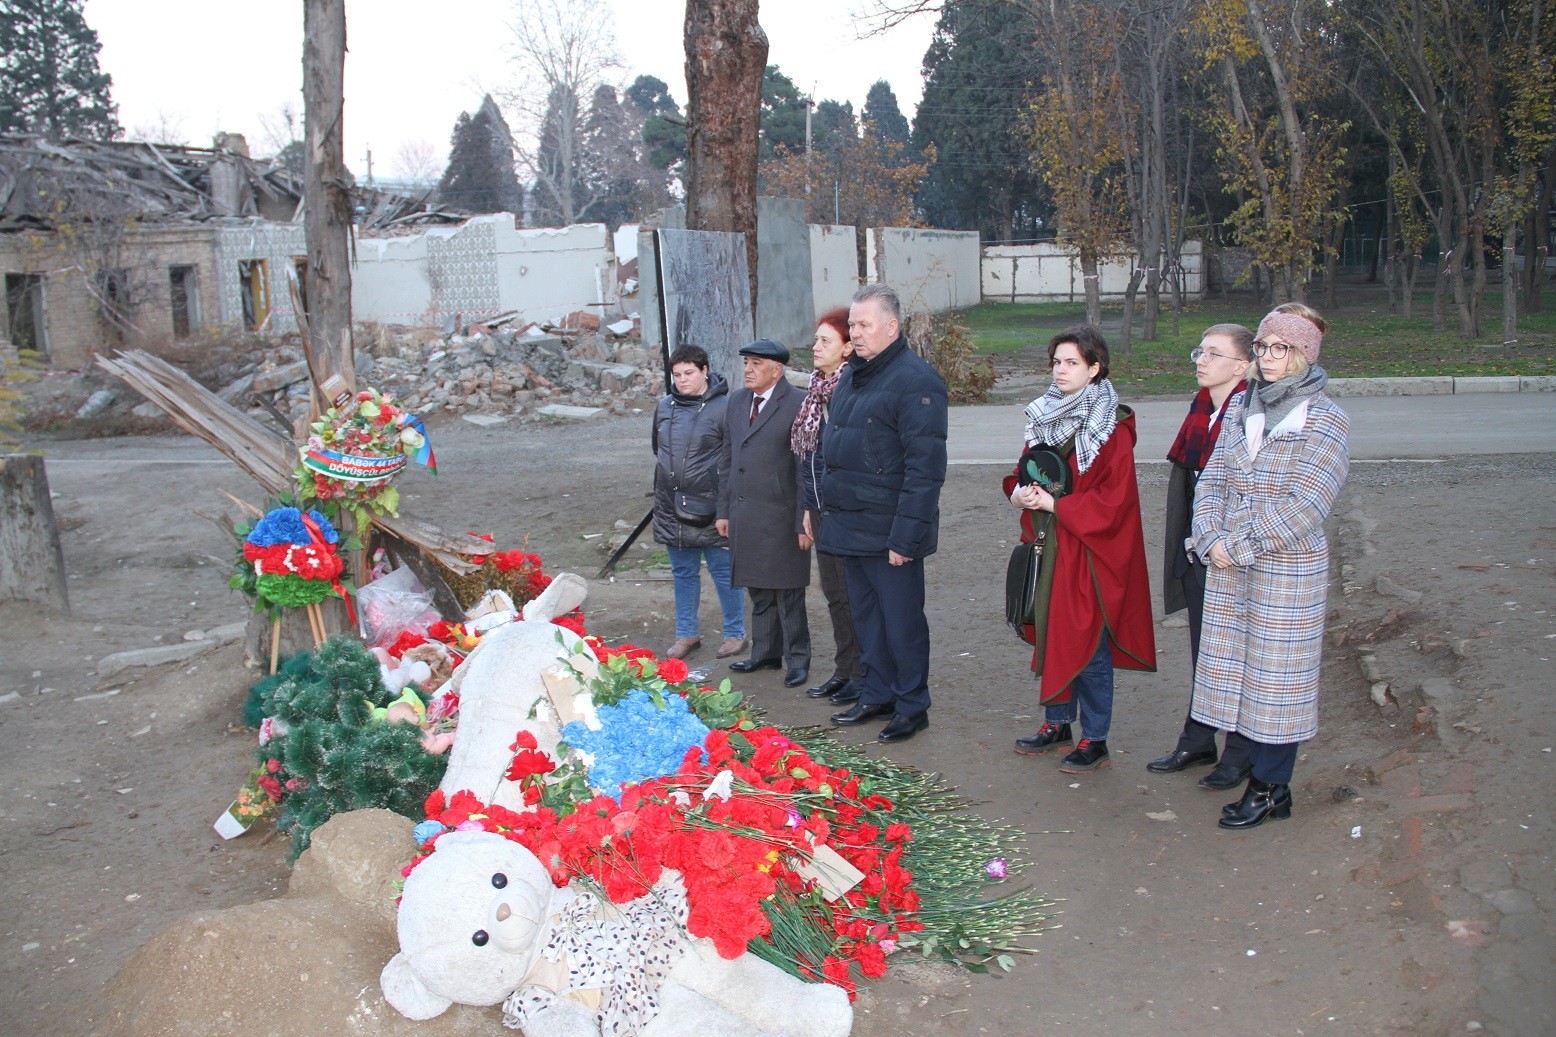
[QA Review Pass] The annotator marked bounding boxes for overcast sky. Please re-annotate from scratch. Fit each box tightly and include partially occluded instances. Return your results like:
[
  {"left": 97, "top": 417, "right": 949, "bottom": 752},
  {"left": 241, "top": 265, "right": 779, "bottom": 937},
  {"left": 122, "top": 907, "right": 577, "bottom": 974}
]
[{"left": 86, "top": 0, "right": 937, "bottom": 180}]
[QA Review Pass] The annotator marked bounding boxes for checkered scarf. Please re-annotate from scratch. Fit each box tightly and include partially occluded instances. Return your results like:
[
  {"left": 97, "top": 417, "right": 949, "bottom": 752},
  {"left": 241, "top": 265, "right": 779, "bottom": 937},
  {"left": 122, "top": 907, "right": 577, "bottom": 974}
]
[{"left": 1023, "top": 377, "right": 1119, "bottom": 474}]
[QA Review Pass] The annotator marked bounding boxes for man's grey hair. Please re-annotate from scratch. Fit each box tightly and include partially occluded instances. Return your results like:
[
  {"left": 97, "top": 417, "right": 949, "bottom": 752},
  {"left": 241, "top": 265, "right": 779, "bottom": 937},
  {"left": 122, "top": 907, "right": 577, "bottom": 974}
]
[{"left": 852, "top": 283, "right": 901, "bottom": 322}]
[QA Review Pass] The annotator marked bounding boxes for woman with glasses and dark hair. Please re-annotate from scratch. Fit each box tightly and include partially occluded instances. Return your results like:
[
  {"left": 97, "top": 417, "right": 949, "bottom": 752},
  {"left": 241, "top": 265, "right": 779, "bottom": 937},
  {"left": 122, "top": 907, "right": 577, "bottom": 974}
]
[
  {"left": 1190, "top": 302, "right": 1350, "bottom": 829},
  {"left": 1147, "top": 323, "right": 1255, "bottom": 786},
  {"left": 1006, "top": 325, "right": 1156, "bottom": 774}
]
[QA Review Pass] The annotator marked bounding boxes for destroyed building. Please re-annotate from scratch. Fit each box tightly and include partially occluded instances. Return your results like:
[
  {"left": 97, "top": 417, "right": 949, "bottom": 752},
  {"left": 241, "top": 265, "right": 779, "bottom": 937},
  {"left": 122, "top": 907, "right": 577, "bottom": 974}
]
[{"left": 0, "top": 133, "right": 441, "bottom": 369}]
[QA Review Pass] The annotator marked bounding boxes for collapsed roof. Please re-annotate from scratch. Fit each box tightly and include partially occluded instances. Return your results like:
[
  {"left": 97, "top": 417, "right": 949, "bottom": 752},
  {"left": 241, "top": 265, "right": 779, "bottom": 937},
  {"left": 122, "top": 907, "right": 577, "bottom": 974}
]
[{"left": 0, "top": 133, "right": 459, "bottom": 233}]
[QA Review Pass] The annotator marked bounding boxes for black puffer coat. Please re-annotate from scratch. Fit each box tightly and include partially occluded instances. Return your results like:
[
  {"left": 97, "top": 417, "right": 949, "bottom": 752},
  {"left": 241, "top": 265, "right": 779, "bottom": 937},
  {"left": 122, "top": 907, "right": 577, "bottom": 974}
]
[
  {"left": 818, "top": 336, "right": 949, "bottom": 558},
  {"left": 652, "top": 373, "right": 731, "bottom": 550}
]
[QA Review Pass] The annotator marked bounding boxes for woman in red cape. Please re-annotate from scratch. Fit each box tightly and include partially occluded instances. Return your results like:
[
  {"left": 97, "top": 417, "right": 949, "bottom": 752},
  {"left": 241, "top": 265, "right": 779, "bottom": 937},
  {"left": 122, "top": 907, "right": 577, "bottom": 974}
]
[{"left": 1004, "top": 325, "right": 1156, "bottom": 773}]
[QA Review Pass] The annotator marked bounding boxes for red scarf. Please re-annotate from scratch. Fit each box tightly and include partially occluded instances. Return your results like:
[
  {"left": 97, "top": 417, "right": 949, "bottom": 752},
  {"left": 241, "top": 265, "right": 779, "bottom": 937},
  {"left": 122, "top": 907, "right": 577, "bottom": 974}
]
[{"left": 1166, "top": 382, "right": 1245, "bottom": 473}]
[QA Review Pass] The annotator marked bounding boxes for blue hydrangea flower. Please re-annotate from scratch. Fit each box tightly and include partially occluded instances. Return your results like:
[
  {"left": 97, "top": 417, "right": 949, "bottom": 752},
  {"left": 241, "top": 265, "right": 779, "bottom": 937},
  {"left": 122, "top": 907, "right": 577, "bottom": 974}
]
[
  {"left": 412, "top": 820, "right": 447, "bottom": 846},
  {"left": 247, "top": 507, "right": 340, "bottom": 546},
  {"left": 562, "top": 689, "right": 710, "bottom": 797}
]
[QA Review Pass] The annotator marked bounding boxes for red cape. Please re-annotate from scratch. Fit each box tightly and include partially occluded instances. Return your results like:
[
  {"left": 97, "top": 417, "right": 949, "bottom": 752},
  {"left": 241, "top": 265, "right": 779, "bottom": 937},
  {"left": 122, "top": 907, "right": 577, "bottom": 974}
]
[{"left": 1003, "top": 411, "right": 1157, "bottom": 704}]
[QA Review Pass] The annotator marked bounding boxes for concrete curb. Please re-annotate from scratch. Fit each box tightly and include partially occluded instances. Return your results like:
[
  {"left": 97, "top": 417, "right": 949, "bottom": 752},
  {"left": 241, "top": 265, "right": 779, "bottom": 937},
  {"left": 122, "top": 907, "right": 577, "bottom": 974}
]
[{"left": 1328, "top": 375, "right": 1555, "bottom": 396}]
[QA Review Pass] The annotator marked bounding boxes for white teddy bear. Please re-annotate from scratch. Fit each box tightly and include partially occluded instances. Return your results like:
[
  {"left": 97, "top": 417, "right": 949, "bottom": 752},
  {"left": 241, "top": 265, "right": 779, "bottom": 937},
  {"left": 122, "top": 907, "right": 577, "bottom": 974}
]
[{"left": 380, "top": 831, "right": 853, "bottom": 1037}]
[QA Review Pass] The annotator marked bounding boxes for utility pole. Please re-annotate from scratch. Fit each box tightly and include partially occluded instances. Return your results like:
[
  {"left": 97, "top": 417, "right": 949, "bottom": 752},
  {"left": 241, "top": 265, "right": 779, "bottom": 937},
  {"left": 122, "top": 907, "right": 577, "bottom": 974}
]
[{"left": 804, "top": 93, "right": 813, "bottom": 198}]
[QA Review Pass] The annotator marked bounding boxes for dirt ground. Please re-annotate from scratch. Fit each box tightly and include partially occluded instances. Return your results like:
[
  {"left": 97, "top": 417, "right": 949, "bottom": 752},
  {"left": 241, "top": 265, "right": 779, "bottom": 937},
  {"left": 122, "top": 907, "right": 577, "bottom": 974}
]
[{"left": 2, "top": 406, "right": 1552, "bottom": 1037}]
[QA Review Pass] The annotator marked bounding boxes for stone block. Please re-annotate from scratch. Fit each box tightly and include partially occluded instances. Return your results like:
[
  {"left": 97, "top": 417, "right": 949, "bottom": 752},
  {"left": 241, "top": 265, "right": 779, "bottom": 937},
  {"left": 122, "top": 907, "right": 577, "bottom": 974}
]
[
  {"left": 97, "top": 640, "right": 212, "bottom": 676},
  {"left": 251, "top": 360, "right": 310, "bottom": 393},
  {"left": 537, "top": 404, "right": 605, "bottom": 420},
  {"left": 1327, "top": 377, "right": 1454, "bottom": 397},
  {"left": 1519, "top": 375, "right": 1556, "bottom": 392},
  {"left": 1453, "top": 376, "right": 1521, "bottom": 393}
]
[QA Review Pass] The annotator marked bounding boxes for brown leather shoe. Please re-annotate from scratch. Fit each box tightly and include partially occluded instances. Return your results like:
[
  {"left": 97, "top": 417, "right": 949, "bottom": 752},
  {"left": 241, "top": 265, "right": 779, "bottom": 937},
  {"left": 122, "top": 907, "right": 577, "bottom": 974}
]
[
  {"left": 715, "top": 637, "right": 748, "bottom": 659},
  {"left": 665, "top": 637, "right": 701, "bottom": 660}
]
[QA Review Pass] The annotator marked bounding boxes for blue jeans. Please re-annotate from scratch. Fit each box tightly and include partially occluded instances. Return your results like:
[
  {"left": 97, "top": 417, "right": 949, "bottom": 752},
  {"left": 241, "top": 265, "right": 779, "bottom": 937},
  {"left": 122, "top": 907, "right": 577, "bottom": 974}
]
[
  {"left": 1044, "top": 634, "right": 1115, "bottom": 741},
  {"left": 667, "top": 545, "right": 745, "bottom": 640}
]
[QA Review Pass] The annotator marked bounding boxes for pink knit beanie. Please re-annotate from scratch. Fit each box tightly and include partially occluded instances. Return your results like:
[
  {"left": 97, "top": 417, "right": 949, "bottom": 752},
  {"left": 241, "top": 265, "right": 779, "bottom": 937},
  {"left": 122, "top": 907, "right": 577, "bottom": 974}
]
[{"left": 1255, "top": 311, "right": 1322, "bottom": 364}]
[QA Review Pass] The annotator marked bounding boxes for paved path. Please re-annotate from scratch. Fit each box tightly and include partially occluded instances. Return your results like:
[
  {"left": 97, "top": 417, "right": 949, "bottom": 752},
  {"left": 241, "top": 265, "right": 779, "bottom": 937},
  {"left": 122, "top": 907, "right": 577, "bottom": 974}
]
[{"left": 948, "top": 391, "right": 1556, "bottom": 463}]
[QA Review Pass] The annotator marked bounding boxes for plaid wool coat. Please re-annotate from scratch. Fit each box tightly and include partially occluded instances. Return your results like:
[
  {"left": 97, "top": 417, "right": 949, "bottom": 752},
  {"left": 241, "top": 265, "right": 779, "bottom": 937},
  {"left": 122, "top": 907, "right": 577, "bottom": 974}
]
[{"left": 1189, "top": 393, "right": 1350, "bottom": 743}]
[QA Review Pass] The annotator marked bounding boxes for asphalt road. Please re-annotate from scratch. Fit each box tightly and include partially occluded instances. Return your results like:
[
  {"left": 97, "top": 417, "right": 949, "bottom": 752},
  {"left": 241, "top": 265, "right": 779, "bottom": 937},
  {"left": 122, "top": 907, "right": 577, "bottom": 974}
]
[{"left": 948, "top": 391, "right": 1556, "bottom": 463}]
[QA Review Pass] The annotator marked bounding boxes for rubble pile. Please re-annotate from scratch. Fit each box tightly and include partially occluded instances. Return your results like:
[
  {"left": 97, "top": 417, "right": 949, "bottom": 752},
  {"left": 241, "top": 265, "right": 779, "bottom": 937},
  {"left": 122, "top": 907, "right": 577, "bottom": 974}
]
[
  {"left": 241, "top": 312, "right": 661, "bottom": 424},
  {"left": 368, "top": 322, "right": 659, "bottom": 421}
]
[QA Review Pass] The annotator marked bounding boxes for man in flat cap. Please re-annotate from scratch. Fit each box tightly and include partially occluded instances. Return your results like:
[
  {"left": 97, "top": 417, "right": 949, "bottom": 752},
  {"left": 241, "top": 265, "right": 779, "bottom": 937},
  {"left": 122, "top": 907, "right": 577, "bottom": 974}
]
[{"left": 718, "top": 339, "right": 812, "bottom": 688}]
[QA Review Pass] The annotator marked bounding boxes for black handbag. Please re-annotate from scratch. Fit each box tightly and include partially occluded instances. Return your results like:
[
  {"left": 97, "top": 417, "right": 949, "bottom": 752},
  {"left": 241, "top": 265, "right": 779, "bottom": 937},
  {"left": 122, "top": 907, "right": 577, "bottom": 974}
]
[
  {"left": 673, "top": 491, "right": 716, "bottom": 527},
  {"left": 1005, "top": 517, "right": 1051, "bottom": 631}
]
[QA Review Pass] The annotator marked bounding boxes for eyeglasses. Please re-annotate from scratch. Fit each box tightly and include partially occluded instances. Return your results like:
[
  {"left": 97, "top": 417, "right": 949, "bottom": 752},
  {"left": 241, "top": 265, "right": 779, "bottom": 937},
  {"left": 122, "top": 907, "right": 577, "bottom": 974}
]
[
  {"left": 1190, "top": 347, "right": 1245, "bottom": 363},
  {"left": 1252, "top": 339, "right": 1291, "bottom": 359}
]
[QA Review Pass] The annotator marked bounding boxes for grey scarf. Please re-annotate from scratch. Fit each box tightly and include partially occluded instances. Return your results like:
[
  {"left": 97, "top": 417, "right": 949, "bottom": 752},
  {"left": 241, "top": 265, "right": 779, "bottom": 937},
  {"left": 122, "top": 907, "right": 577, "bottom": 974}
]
[
  {"left": 1023, "top": 378, "right": 1119, "bottom": 474},
  {"left": 1244, "top": 364, "right": 1328, "bottom": 431}
]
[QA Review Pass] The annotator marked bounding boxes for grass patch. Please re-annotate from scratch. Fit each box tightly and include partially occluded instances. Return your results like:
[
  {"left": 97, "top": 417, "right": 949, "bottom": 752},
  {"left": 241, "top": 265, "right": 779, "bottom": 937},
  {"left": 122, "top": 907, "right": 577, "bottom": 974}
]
[{"left": 961, "top": 289, "right": 1556, "bottom": 398}]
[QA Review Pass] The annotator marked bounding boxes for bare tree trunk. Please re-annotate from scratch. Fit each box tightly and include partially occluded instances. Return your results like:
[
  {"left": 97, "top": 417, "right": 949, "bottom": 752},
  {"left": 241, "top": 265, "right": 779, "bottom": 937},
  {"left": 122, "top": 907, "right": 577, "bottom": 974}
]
[
  {"left": 1503, "top": 222, "right": 1519, "bottom": 350},
  {"left": 1526, "top": 144, "right": 1555, "bottom": 313},
  {"left": 1080, "top": 251, "right": 1103, "bottom": 328},
  {"left": 303, "top": 0, "right": 354, "bottom": 393},
  {"left": 1118, "top": 269, "right": 1144, "bottom": 353},
  {"left": 684, "top": 0, "right": 768, "bottom": 314},
  {"left": 0, "top": 455, "right": 69, "bottom": 613}
]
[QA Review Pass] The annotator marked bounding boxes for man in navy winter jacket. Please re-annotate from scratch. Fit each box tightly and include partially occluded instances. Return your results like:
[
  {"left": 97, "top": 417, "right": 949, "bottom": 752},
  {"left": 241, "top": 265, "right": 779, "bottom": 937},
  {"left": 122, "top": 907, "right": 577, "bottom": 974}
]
[{"left": 817, "top": 284, "right": 948, "bottom": 742}]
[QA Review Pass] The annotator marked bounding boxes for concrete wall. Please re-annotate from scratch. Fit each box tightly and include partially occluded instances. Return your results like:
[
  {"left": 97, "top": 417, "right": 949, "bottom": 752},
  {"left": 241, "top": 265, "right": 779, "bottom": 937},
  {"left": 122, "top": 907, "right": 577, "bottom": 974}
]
[
  {"left": 810, "top": 224, "right": 859, "bottom": 316},
  {"left": 754, "top": 196, "right": 814, "bottom": 354},
  {"left": 865, "top": 227, "right": 981, "bottom": 313},
  {"left": 493, "top": 220, "right": 613, "bottom": 319},
  {"left": 353, "top": 234, "right": 434, "bottom": 323},
  {"left": 352, "top": 216, "right": 615, "bottom": 328},
  {"left": 981, "top": 241, "right": 1205, "bottom": 303}
]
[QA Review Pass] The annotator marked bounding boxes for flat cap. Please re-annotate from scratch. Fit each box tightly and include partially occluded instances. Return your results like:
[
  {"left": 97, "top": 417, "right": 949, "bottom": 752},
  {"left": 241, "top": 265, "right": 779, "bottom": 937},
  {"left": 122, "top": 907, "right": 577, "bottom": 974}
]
[{"left": 738, "top": 338, "right": 790, "bottom": 364}]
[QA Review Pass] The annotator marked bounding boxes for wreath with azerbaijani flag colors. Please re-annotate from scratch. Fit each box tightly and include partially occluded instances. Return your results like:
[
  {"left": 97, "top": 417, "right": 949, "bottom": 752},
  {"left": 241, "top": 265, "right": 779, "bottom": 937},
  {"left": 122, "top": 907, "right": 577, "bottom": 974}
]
[{"left": 297, "top": 387, "right": 435, "bottom": 526}]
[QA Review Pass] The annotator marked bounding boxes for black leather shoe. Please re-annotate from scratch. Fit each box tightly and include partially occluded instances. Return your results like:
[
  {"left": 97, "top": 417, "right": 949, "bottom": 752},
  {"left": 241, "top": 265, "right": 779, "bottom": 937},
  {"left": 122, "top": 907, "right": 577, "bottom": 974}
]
[
  {"left": 1199, "top": 758, "right": 1253, "bottom": 790},
  {"left": 830, "top": 701, "right": 893, "bottom": 726},
  {"left": 878, "top": 712, "right": 929, "bottom": 743},
  {"left": 1058, "top": 738, "right": 1111, "bottom": 773},
  {"left": 806, "top": 675, "right": 849, "bottom": 699},
  {"left": 729, "top": 657, "right": 782, "bottom": 673},
  {"left": 828, "top": 680, "right": 861, "bottom": 705},
  {"left": 784, "top": 666, "right": 809, "bottom": 688},
  {"left": 1013, "top": 722, "right": 1072, "bottom": 755},
  {"left": 1218, "top": 778, "right": 1292, "bottom": 829},
  {"left": 1146, "top": 748, "right": 1218, "bottom": 774}
]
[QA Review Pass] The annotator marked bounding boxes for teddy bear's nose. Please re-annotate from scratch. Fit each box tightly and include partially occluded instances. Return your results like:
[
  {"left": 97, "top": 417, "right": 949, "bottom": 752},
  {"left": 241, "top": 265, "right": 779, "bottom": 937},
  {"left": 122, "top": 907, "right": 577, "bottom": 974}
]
[{"left": 496, "top": 903, "right": 512, "bottom": 922}]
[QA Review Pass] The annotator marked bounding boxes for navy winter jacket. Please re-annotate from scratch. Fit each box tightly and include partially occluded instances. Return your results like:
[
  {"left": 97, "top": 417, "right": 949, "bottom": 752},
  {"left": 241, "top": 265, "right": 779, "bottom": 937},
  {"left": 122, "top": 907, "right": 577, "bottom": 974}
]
[{"left": 818, "top": 336, "right": 949, "bottom": 558}]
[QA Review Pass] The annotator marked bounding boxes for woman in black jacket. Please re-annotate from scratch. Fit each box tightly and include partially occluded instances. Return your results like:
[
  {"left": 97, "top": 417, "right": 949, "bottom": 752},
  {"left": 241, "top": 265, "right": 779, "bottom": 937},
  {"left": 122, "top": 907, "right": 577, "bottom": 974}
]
[{"left": 652, "top": 345, "right": 746, "bottom": 660}]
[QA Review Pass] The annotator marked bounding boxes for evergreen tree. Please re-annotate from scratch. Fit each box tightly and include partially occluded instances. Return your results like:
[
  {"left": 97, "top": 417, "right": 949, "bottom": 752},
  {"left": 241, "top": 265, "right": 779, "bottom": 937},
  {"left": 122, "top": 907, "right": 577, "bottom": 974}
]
[
  {"left": 0, "top": 0, "right": 118, "bottom": 139},
  {"left": 437, "top": 95, "right": 522, "bottom": 214},
  {"left": 760, "top": 64, "right": 809, "bottom": 160},
  {"left": 862, "top": 80, "right": 910, "bottom": 147},
  {"left": 813, "top": 99, "right": 858, "bottom": 158},
  {"left": 635, "top": 74, "right": 688, "bottom": 174},
  {"left": 911, "top": 0, "right": 1051, "bottom": 241},
  {"left": 578, "top": 84, "right": 639, "bottom": 228}
]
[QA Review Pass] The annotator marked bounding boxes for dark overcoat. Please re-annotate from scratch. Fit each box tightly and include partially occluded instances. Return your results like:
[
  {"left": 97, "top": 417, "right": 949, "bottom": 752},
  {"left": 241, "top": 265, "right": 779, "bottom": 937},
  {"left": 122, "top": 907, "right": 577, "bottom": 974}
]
[
  {"left": 719, "top": 377, "right": 811, "bottom": 590},
  {"left": 651, "top": 372, "right": 731, "bottom": 550}
]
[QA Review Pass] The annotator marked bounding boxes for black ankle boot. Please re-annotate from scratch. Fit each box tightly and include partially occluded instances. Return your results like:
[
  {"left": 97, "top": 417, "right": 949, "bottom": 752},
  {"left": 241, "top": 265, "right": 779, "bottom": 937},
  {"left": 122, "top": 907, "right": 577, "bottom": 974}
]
[{"left": 1218, "top": 777, "right": 1292, "bottom": 829}]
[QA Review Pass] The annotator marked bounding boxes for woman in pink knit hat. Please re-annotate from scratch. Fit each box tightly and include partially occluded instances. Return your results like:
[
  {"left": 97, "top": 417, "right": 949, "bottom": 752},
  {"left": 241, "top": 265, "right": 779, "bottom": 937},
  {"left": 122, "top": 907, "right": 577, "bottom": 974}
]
[{"left": 1188, "top": 302, "right": 1351, "bottom": 829}]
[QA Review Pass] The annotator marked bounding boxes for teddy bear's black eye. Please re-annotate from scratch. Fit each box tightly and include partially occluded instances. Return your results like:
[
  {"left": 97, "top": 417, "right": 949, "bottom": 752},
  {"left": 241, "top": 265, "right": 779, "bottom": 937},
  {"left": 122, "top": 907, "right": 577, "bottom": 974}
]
[
  {"left": 491, "top": 873, "right": 507, "bottom": 889},
  {"left": 472, "top": 930, "right": 489, "bottom": 947}
]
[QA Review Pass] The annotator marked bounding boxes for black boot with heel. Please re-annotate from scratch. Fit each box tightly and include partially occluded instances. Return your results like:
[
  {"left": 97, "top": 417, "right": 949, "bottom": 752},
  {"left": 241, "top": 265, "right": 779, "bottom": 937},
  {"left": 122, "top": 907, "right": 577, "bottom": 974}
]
[{"left": 1218, "top": 777, "right": 1292, "bottom": 829}]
